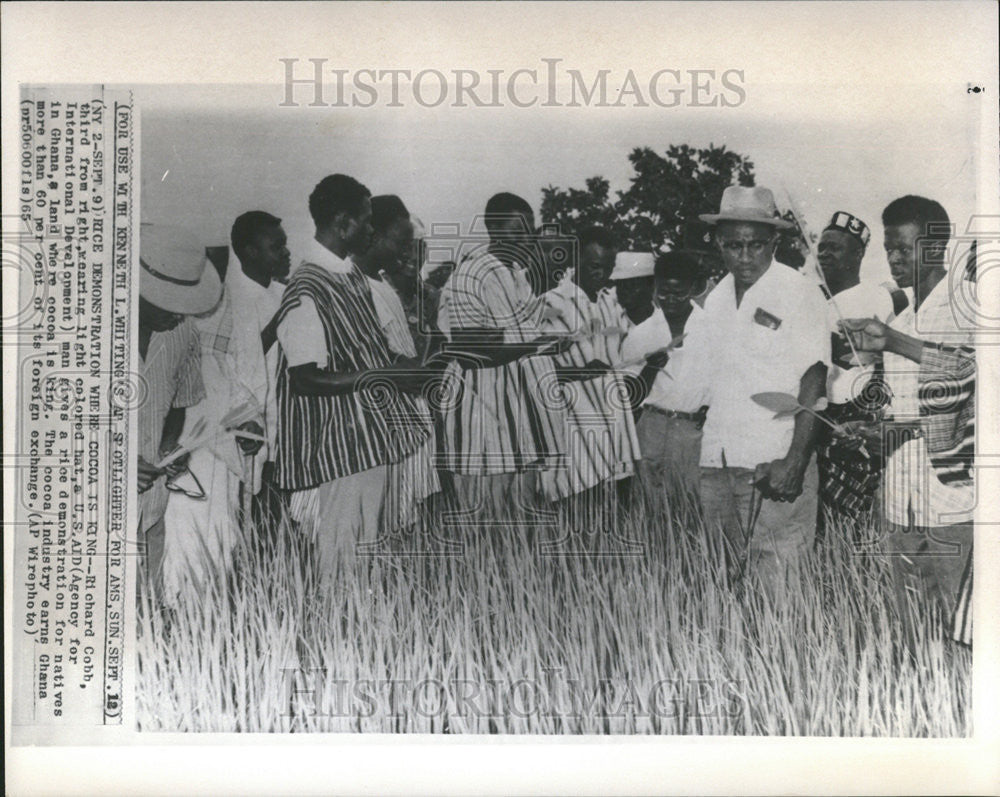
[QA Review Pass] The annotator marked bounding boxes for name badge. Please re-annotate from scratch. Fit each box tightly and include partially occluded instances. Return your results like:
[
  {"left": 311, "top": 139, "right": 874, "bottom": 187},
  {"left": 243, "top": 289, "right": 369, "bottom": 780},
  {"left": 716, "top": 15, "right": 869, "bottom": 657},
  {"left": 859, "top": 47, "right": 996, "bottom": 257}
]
[{"left": 753, "top": 307, "right": 782, "bottom": 330}]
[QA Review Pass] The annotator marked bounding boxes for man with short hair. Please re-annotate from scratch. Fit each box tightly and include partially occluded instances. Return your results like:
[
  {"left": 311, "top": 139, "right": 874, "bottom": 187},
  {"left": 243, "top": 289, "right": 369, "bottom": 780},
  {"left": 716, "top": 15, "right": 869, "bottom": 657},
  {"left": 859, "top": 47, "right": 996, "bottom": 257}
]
[
  {"left": 274, "top": 174, "right": 434, "bottom": 575},
  {"left": 355, "top": 195, "right": 440, "bottom": 532},
  {"left": 162, "top": 212, "right": 290, "bottom": 595},
  {"left": 438, "top": 192, "right": 569, "bottom": 513},
  {"left": 692, "top": 186, "right": 830, "bottom": 593},
  {"left": 578, "top": 225, "right": 618, "bottom": 302},
  {"left": 842, "top": 195, "right": 975, "bottom": 645},
  {"left": 815, "top": 211, "right": 907, "bottom": 535},
  {"left": 622, "top": 250, "right": 709, "bottom": 504},
  {"left": 535, "top": 232, "right": 640, "bottom": 514},
  {"left": 136, "top": 223, "right": 219, "bottom": 588}
]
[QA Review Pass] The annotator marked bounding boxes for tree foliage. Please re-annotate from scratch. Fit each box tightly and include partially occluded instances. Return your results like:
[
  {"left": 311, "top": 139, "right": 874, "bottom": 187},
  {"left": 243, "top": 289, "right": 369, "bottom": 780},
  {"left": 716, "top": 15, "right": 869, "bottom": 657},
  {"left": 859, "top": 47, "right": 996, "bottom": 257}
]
[{"left": 541, "top": 144, "right": 755, "bottom": 256}]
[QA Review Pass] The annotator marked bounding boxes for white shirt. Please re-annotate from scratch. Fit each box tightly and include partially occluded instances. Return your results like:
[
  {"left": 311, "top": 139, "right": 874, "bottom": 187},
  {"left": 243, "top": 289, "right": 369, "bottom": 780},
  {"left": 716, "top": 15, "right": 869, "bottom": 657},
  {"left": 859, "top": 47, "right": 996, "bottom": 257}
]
[
  {"left": 825, "top": 281, "right": 895, "bottom": 404},
  {"left": 277, "top": 240, "right": 354, "bottom": 368},
  {"left": 620, "top": 305, "right": 708, "bottom": 413},
  {"left": 227, "top": 263, "right": 284, "bottom": 456},
  {"left": 368, "top": 274, "right": 417, "bottom": 358},
  {"left": 691, "top": 261, "right": 831, "bottom": 468},
  {"left": 883, "top": 274, "right": 975, "bottom": 526}
]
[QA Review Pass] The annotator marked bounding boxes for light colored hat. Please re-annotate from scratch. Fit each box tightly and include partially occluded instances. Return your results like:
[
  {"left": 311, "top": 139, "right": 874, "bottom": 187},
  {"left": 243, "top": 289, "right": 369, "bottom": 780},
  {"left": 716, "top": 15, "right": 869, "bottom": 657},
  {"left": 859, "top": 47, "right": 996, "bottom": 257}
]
[
  {"left": 139, "top": 223, "right": 222, "bottom": 314},
  {"left": 610, "top": 251, "right": 655, "bottom": 280},
  {"left": 699, "top": 186, "right": 793, "bottom": 229}
]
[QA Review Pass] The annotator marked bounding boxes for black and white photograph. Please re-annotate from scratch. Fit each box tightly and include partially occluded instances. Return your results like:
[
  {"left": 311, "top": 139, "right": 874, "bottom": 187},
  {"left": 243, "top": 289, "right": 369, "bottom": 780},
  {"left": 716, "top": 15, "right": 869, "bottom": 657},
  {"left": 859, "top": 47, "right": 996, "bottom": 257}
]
[{"left": 4, "top": 1, "right": 999, "bottom": 794}]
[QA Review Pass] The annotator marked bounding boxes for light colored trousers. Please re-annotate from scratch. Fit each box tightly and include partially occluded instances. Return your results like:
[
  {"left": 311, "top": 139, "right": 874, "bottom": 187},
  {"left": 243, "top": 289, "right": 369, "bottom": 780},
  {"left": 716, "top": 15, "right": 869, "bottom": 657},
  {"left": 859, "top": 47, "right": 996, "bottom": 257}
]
[
  {"left": 699, "top": 459, "right": 819, "bottom": 592},
  {"left": 289, "top": 465, "right": 387, "bottom": 574}
]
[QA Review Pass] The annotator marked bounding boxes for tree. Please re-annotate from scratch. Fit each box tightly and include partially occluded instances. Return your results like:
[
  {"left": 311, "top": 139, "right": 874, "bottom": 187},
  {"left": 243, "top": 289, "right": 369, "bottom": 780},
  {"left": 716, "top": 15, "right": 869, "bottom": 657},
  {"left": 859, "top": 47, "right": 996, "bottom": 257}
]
[{"left": 542, "top": 144, "right": 764, "bottom": 280}]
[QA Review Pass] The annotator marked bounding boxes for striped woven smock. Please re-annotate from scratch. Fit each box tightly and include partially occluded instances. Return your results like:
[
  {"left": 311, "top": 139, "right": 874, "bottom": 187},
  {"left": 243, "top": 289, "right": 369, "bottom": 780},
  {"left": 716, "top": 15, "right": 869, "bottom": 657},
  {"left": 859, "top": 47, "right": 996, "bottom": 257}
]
[
  {"left": 538, "top": 278, "right": 639, "bottom": 499},
  {"left": 594, "top": 286, "right": 633, "bottom": 365},
  {"left": 274, "top": 259, "right": 429, "bottom": 491},
  {"left": 437, "top": 250, "right": 566, "bottom": 475}
]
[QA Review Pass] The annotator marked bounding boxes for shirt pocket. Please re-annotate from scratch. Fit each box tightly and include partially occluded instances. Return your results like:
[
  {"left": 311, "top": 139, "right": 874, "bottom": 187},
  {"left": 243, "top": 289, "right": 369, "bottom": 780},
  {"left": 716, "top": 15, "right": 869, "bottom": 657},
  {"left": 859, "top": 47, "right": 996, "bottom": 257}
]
[{"left": 747, "top": 319, "right": 781, "bottom": 360}]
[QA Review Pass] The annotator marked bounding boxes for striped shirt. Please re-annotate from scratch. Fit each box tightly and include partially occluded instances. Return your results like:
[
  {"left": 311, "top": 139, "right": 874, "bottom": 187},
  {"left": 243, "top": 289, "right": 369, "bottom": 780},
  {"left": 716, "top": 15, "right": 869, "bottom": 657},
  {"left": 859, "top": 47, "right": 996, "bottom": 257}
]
[
  {"left": 595, "top": 286, "right": 632, "bottom": 365},
  {"left": 883, "top": 275, "right": 975, "bottom": 526},
  {"left": 438, "top": 251, "right": 565, "bottom": 474},
  {"left": 367, "top": 274, "right": 440, "bottom": 526},
  {"left": 274, "top": 241, "right": 429, "bottom": 490},
  {"left": 539, "top": 278, "right": 639, "bottom": 498},
  {"left": 138, "top": 319, "right": 204, "bottom": 533}
]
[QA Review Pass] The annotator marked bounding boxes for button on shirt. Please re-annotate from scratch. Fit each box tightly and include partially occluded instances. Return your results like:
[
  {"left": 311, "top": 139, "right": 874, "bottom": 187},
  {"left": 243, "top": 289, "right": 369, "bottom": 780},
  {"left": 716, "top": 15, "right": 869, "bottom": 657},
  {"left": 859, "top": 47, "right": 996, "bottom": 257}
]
[
  {"left": 693, "top": 262, "right": 830, "bottom": 468},
  {"left": 620, "top": 305, "right": 708, "bottom": 413}
]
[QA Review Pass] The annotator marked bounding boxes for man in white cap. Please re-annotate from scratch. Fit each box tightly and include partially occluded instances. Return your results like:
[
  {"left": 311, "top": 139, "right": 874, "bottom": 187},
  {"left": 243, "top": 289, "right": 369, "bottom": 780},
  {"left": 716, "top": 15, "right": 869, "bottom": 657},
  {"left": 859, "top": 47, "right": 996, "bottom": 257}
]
[
  {"left": 691, "top": 186, "right": 830, "bottom": 594},
  {"left": 137, "top": 223, "right": 221, "bottom": 588},
  {"left": 596, "top": 251, "right": 656, "bottom": 363}
]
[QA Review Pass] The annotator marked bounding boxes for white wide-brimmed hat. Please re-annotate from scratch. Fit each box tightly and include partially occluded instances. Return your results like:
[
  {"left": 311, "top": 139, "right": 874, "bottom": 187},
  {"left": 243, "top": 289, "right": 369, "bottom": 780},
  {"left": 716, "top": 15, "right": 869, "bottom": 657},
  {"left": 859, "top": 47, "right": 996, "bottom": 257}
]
[
  {"left": 699, "top": 186, "right": 793, "bottom": 229},
  {"left": 610, "top": 251, "right": 655, "bottom": 280},
  {"left": 139, "top": 223, "right": 222, "bottom": 314}
]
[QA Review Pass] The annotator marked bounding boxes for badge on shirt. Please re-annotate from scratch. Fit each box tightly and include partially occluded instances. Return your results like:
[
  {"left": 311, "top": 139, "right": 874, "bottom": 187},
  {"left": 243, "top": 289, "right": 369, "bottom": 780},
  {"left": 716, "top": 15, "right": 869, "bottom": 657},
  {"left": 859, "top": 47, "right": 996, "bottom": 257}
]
[{"left": 753, "top": 307, "right": 782, "bottom": 330}]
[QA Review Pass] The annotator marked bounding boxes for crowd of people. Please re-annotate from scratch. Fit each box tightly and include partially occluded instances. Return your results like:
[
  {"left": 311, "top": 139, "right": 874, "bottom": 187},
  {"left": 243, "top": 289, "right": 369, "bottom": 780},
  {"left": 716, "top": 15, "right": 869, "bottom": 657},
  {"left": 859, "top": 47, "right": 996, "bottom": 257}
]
[{"left": 135, "top": 176, "right": 976, "bottom": 648}]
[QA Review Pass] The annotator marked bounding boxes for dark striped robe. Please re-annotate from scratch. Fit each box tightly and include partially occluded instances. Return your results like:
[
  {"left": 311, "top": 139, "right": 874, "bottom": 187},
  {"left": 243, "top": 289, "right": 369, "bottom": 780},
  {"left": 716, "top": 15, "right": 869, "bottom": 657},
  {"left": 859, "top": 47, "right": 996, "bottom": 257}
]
[
  {"left": 274, "top": 262, "right": 429, "bottom": 490},
  {"left": 918, "top": 343, "right": 976, "bottom": 644},
  {"left": 438, "top": 252, "right": 565, "bottom": 475},
  {"left": 538, "top": 280, "right": 639, "bottom": 499}
]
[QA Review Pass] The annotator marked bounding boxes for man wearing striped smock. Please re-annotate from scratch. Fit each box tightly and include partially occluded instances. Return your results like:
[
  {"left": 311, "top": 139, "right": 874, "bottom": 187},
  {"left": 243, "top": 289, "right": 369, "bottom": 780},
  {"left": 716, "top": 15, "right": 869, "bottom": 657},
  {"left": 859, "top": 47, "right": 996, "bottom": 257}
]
[
  {"left": 437, "top": 193, "right": 569, "bottom": 514},
  {"left": 841, "top": 196, "right": 976, "bottom": 649},
  {"left": 536, "top": 234, "right": 640, "bottom": 506},
  {"left": 355, "top": 194, "right": 440, "bottom": 533},
  {"left": 274, "top": 174, "right": 434, "bottom": 574}
]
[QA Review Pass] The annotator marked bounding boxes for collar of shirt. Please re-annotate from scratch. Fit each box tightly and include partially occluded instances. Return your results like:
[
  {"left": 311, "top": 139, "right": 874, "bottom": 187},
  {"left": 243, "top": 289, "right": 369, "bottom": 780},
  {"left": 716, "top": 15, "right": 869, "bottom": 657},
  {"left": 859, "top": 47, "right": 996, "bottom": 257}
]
[
  {"left": 709, "top": 260, "right": 782, "bottom": 312},
  {"left": 302, "top": 238, "right": 356, "bottom": 275}
]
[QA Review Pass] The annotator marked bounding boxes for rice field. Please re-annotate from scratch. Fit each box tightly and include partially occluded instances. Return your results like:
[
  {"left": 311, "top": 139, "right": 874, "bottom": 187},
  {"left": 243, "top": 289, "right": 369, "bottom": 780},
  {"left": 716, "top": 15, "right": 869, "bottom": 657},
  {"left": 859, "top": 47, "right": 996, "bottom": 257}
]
[{"left": 135, "top": 485, "right": 970, "bottom": 735}]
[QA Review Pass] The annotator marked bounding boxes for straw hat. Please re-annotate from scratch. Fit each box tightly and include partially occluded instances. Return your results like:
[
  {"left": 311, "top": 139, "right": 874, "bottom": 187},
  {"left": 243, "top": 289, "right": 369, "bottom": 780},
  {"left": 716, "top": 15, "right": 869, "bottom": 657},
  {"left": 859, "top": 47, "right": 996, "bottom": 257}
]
[
  {"left": 139, "top": 223, "right": 222, "bottom": 314},
  {"left": 610, "top": 251, "right": 655, "bottom": 280},
  {"left": 699, "top": 186, "right": 793, "bottom": 229}
]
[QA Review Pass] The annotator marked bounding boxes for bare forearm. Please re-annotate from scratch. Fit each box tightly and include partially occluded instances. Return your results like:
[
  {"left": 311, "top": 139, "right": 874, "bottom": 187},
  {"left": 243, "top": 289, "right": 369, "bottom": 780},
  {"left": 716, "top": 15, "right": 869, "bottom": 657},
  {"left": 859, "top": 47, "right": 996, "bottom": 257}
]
[
  {"left": 160, "top": 407, "right": 186, "bottom": 453},
  {"left": 884, "top": 328, "right": 925, "bottom": 363},
  {"left": 289, "top": 363, "right": 363, "bottom": 397}
]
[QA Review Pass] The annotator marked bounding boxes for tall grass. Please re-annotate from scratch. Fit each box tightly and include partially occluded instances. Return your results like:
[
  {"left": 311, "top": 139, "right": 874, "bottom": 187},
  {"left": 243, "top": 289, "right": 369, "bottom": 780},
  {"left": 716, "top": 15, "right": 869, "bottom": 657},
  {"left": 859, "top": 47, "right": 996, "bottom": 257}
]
[{"left": 136, "top": 484, "right": 970, "bottom": 735}]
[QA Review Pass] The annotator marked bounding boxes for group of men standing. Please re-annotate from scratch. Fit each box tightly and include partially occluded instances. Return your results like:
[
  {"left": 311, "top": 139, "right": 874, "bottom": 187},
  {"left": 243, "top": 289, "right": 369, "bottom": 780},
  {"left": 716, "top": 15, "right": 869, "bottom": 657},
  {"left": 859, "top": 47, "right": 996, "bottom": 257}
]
[{"left": 135, "top": 176, "right": 976, "bottom": 646}]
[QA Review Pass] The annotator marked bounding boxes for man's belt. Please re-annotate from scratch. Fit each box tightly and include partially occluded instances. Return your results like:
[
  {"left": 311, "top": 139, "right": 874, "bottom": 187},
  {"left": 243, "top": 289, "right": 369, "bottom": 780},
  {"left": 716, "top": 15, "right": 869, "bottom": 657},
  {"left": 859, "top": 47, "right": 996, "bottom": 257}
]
[{"left": 645, "top": 404, "right": 708, "bottom": 429}]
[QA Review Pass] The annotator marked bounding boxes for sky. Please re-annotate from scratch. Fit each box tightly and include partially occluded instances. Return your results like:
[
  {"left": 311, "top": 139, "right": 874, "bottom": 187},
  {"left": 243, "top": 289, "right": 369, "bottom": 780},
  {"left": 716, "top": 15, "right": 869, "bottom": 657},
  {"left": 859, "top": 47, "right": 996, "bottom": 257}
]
[{"left": 121, "top": 1, "right": 993, "bottom": 286}]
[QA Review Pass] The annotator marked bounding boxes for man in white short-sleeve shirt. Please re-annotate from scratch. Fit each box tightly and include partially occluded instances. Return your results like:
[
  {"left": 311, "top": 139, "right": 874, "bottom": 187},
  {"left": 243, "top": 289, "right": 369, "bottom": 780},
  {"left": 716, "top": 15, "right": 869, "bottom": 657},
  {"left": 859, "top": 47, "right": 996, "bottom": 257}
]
[{"left": 692, "top": 186, "right": 831, "bottom": 593}]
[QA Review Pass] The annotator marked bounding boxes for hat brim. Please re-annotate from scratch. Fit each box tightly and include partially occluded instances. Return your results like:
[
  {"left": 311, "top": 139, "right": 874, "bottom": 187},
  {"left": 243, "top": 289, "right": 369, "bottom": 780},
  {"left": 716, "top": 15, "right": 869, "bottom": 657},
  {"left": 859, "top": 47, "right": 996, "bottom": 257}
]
[
  {"left": 698, "top": 212, "right": 793, "bottom": 230},
  {"left": 140, "top": 258, "right": 222, "bottom": 315}
]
